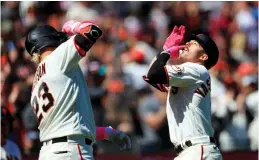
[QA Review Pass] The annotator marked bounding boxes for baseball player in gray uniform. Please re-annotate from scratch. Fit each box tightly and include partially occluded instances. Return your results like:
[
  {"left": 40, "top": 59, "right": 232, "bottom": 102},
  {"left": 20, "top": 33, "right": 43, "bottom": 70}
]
[
  {"left": 143, "top": 25, "right": 222, "bottom": 160},
  {"left": 25, "top": 20, "right": 131, "bottom": 160}
]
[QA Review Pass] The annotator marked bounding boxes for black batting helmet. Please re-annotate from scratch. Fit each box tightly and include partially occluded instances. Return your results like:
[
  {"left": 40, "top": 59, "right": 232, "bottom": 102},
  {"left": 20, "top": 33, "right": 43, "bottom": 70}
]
[{"left": 25, "top": 25, "right": 68, "bottom": 56}]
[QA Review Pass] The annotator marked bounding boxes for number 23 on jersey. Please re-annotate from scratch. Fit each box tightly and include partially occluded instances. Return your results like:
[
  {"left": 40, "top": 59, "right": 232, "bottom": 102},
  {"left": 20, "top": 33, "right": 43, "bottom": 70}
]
[{"left": 31, "top": 82, "right": 54, "bottom": 124}]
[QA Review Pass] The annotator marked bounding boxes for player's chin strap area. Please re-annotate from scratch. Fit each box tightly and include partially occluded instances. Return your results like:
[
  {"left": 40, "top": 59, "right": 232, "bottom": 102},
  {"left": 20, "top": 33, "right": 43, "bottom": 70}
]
[{"left": 174, "top": 136, "right": 216, "bottom": 154}]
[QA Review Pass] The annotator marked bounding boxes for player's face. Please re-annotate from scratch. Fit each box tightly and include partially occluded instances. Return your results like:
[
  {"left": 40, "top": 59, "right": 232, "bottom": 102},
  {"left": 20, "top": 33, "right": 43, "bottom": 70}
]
[{"left": 179, "top": 40, "right": 207, "bottom": 63}]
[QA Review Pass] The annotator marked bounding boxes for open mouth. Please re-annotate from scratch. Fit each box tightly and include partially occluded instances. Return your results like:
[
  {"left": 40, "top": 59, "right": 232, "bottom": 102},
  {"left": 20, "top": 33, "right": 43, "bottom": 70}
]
[{"left": 179, "top": 46, "right": 189, "bottom": 55}]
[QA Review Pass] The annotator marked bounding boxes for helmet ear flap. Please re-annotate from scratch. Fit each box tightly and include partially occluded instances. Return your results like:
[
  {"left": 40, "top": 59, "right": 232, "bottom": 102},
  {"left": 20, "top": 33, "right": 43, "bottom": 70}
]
[
  {"left": 58, "top": 32, "right": 68, "bottom": 43},
  {"left": 30, "top": 39, "right": 40, "bottom": 54}
]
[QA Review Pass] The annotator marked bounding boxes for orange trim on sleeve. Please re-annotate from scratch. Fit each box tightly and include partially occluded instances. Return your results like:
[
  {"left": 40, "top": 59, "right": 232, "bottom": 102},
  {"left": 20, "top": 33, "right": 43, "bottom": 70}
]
[{"left": 73, "top": 37, "right": 86, "bottom": 57}]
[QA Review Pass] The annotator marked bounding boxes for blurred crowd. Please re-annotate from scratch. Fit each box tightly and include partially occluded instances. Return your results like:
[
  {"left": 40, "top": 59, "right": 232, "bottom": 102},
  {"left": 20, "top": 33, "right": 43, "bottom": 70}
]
[{"left": 1, "top": 1, "right": 258, "bottom": 159}]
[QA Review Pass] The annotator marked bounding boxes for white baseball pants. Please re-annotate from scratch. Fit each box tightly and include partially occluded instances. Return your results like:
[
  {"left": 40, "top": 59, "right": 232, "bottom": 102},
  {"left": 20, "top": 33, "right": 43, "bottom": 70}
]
[
  {"left": 39, "top": 136, "right": 94, "bottom": 160},
  {"left": 174, "top": 143, "right": 222, "bottom": 160}
]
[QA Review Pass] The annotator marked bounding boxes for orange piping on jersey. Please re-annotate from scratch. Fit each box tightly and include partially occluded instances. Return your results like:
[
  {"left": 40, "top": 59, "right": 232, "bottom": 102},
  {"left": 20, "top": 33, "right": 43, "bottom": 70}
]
[
  {"left": 77, "top": 144, "right": 83, "bottom": 160},
  {"left": 200, "top": 145, "right": 204, "bottom": 160},
  {"left": 73, "top": 37, "right": 86, "bottom": 57}
]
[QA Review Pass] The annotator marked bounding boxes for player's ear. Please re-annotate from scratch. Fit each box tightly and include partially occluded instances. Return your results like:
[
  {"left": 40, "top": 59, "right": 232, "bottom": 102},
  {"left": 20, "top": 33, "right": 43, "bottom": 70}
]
[{"left": 199, "top": 53, "right": 208, "bottom": 61}]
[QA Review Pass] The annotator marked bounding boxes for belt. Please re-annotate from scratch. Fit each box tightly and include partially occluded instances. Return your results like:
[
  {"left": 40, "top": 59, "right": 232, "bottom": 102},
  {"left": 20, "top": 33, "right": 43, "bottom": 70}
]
[
  {"left": 174, "top": 137, "right": 216, "bottom": 154},
  {"left": 43, "top": 136, "right": 93, "bottom": 146}
]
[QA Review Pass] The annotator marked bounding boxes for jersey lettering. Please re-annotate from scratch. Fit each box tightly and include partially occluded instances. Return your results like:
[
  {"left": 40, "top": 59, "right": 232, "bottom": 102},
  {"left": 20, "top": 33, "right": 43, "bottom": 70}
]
[
  {"left": 194, "top": 78, "right": 211, "bottom": 97},
  {"left": 32, "top": 82, "right": 54, "bottom": 124},
  {"left": 32, "top": 63, "right": 46, "bottom": 90},
  {"left": 32, "top": 96, "right": 43, "bottom": 123},
  {"left": 38, "top": 82, "right": 54, "bottom": 112},
  {"left": 171, "top": 65, "right": 184, "bottom": 75}
]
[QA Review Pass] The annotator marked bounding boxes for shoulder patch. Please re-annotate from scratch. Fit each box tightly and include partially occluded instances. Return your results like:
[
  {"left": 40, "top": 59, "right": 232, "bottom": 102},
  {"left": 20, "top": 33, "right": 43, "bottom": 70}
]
[{"left": 172, "top": 65, "right": 185, "bottom": 75}]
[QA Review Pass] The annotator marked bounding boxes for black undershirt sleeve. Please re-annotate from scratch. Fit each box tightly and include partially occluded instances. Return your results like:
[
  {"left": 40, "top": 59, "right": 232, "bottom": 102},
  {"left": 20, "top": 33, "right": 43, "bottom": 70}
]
[{"left": 143, "top": 51, "right": 170, "bottom": 92}]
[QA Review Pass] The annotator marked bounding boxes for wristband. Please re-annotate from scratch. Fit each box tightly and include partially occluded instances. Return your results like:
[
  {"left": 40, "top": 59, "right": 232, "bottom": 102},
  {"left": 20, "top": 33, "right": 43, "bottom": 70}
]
[{"left": 96, "top": 126, "right": 115, "bottom": 140}]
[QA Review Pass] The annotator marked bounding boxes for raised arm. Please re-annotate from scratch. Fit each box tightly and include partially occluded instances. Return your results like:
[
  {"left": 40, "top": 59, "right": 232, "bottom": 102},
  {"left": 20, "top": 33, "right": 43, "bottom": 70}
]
[
  {"left": 62, "top": 20, "right": 102, "bottom": 56},
  {"left": 143, "top": 25, "right": 186, "bottom": 92}
]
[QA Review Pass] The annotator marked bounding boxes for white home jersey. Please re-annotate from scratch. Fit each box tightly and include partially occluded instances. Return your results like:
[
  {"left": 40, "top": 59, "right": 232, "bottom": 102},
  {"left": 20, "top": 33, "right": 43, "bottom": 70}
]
[
  {"left": 165, "top": 62, "right": 214, "bottom": 145},
  {"left": 31, "top": 36, "right": 96, "bottom": 142}
]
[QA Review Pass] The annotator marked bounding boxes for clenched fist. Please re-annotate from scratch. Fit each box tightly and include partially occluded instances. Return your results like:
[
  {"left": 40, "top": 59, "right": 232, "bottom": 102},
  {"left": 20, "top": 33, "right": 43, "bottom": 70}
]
[{"left": 62, "top": 20, "right": 102, "bottom": 42}]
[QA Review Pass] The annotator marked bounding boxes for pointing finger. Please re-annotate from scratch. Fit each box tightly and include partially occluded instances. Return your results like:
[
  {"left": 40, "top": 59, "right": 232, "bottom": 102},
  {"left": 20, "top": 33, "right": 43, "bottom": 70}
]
[
  {"left": 172, "top": 26, "right": 179, "bottom": 34},
  {"left": 179, "top": 25, "right": 183, "bottom": 31},
  {"left": 180, "top": 26, "right": 186, "bottom": 35}
]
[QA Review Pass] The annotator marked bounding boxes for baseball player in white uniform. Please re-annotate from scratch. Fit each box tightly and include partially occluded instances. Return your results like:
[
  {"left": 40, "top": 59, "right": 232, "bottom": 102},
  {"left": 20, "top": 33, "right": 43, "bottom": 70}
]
[
  {"left": 25, "top": 20, "right": 131, "bottom": 160},
  {"left": 143, "top": 26, "right": 222, "bottom": 160}
]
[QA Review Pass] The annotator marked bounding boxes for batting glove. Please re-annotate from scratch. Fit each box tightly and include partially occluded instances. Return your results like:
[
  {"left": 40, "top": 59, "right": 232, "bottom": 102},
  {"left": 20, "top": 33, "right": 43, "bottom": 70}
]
[
  {"left": 163, "top": 25, "right": 186, "bottom": 59},
  {"left": 106, "top": 126, "right": 131, "bottom": 150},
  {"left": 62, "top": 20, "right": 102, "bottom": 42}
]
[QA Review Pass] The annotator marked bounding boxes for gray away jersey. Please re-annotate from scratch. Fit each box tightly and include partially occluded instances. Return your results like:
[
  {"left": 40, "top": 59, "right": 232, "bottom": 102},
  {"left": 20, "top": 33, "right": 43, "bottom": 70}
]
[
  {"left": 165, "top": 62, "right": 214, "bottom": 145},
  {"left": 31, "top": 36, "right": 96, "bottom": 142}
]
